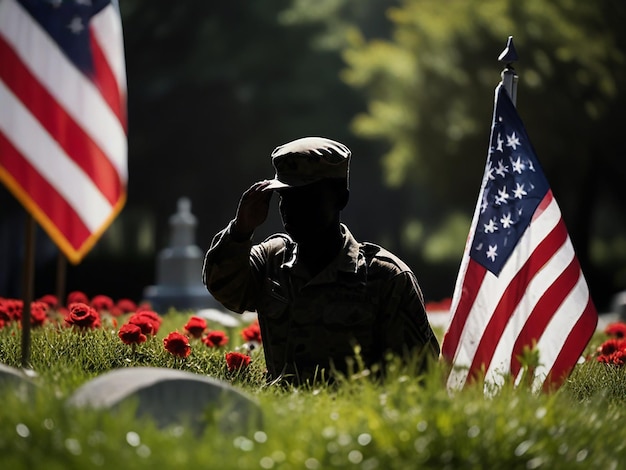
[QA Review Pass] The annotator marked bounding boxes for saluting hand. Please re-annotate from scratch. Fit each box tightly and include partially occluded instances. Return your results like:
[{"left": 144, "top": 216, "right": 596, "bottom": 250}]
[{"left": 232, "top": 180, "right": 274, "bottom": 239}]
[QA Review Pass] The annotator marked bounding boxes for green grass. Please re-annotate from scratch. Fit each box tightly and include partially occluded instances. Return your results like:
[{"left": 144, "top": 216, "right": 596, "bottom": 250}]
[{"left": 1, "top": 312, "right": 625, "bottom": 469}]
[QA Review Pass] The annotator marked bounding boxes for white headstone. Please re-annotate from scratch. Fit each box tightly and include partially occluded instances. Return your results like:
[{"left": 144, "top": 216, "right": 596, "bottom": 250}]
[{"left": 67, "top": 367, "right": 262, "bottom": 435}]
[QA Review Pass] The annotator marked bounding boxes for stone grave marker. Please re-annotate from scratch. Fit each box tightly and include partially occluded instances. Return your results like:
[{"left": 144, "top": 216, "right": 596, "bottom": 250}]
[
  {"left": 143, "top": 197, "right": 222, "bottom": 313},
  {"left": 67, "top": 367, "right": 262, "bottom": 436},
  {"left": 0, "top": 363, "right": 38, "bottom": 398}
]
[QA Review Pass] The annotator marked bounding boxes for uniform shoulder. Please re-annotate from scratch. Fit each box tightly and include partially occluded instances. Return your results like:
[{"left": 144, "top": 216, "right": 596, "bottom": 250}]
[{"left": 360, "top": 242, "right": 412, "bottom": 274}]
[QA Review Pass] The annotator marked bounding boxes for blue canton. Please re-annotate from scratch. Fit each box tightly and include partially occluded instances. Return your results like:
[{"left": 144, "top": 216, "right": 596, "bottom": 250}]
[
  {"left": 17, "top": 0, "right": 112, "bottom": 78},
  {"left": 471, "top": 84, "right": 550, "bottom": 276}
]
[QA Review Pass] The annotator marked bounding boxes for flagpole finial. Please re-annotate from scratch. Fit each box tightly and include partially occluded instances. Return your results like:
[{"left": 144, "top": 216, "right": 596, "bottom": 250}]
[
  {"left": 499, "top": 36, "right": 519, "bottom": 106},
  {"left": 498, "top": 36, "right": 518, "bottom": 63}
]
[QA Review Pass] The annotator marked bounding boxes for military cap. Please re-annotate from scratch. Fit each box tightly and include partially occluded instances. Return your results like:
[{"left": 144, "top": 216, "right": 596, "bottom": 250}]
[{"left": 264, "top": 137, "right": 351, "bottom": 190}]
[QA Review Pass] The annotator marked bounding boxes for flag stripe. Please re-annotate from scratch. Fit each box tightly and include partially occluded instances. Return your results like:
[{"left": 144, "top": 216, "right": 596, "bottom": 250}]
[
  {"left": 89, "top": 26, "right": 126, "bottom": 129},
  {"left": 0, "top": 81, "right": 113, "bottom": 232},
  {"left": 509, "top": 251, "right": 580, "bottom": 377},
  {"left": 90, "top": 4, "right": 127, "bottom": 106},
  {"left": 539, "top": 296, "right": 596, "bottom": 391},
  {"left": 0, "top": 0, "right": 127, "bottom": 182},
  {"left": 0, "top": 132, "right": 91, "bottom": 250},
  {"left": 484, "top": 233, "right": 576, "bottom": 387},
  {"left": 529, "top": 274, "right": 593, "bottom": 387},
  {"left": 466, "top": 197, "right": 569, "bottom": 381},
  {"left": 441, "top": 259, "right": 486, "bottom": 359},
  {"left": 0, "top": 36, "right": 122, "bottom": 206}
]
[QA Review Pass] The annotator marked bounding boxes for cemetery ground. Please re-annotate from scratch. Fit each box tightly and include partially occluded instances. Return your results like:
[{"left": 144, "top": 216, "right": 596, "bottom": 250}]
[{"left": 1, "top": 306, "right": 626, "bottom": 469}]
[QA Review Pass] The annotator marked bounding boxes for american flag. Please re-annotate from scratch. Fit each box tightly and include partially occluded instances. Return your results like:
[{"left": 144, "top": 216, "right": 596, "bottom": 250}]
[
  {"left": 441, "top": 83, "right": 598, "bottom": 392},
  {"left": 0, "top": 0, "right": 127, "bottom": 264}
]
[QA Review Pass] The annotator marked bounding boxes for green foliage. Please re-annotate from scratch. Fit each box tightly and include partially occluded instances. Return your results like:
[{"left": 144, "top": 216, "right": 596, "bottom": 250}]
[
  {"left": 1, "top": 313, "right": 625, "bottom": 469},
  {"left": 341, "top": 0, "right": 626, "bottom": 308}
]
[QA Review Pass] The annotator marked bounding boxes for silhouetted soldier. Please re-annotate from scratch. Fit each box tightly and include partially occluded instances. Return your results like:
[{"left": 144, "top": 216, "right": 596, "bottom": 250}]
[{"left": 203, "top": 137, "right": 439, "bottom": 384}]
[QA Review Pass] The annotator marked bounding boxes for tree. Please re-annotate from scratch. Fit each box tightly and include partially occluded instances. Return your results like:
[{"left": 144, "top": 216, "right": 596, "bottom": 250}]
[{"left": 342, "top": 0, "right": 626, "bottom": 308}]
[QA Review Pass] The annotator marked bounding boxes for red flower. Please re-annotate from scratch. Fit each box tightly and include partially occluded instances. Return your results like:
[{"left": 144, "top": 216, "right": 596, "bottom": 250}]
[
  {"left": 225, "top": 351, "right": 251, "bottom": 372},
  {"left": 37, "top": 294, "right": 59, "bottom": 309},
  {"left": 241, "top": 320, "right": 262, "bottom": 343},
  {"left": 65, "top": 302, "right": 101, "bottom": 329},
  {"left": 128, "top": 310, "right": 162, "bottom": 335},
  {"left": 597, "top": 350, "right": 626, "bottom": 366},
  {"left": 5, "top": 299, "right": 23, "bottom": 322},
  {"left": 202, "top": 330, "right": 229, "bottom": 348},
  {"left": 183, "top": 315, "right": 207, "bottom": 338},
  {"left": 118, "top": 323, "right": 147, "bottom": 345},
  {"left": 604, "top": 322, "right": 626, "bottom": 339},
  {"left": 163, "top": 331, "right": 191, "bottom": 358},
  {"left": 91, "top": 295, "right": 114, "bottom": 313},
  {"left": 29, "top": 301, "right": 49, "bottom": 326},
  {"left": 66, "top": 291, "right": 89, "bottom": 306},
  {"left": 116, "top": 298, "right": 138, "bottom": 314},
  {"left": 0, "top": 300, "right": 11, "bottom": 325},
  {"left": 597, "top": 338, "right": 626, "bottom": 356}
]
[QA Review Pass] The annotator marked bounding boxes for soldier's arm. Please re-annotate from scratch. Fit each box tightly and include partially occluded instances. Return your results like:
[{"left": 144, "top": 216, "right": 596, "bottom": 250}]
[
  {"left": 380, "top": 271, "right": 440, "bottom": 367},
  {"left": 202, "top": 221, "right": 260, "bottom": 313},
  {"left": 203, "top": 181, "right": 274, "bottom": 313}
]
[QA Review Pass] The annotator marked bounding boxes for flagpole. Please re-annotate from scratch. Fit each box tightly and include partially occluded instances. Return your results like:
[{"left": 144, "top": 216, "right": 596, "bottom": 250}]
[
  {"left": 20, "top": 213, "right": 36, "bottom": 369},
  {"left": 56, "top": 251, "right": 67, "bottom": 307},
  {"left": 498, "top": 36, "right": 519, "bottom": 106}
]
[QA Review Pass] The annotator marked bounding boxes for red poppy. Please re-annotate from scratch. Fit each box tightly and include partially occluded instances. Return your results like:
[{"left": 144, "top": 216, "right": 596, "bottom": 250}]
[
  {"left": 5, "top": 299, "right": 23, "bottom": 322},
  {"left": 225, "top": 351, "right": 251, "bottom": 372},
  {"left": 163, "top": 331, "right": 191, "bottom": 358},
  {"left": 30, "top": 301, "right": 49, "bottom": 326},
  {"left": 116, "top": 298, "right": 138, "bottom": 314},
  {"left": 202, "top": 330, "right": 229, "bottom": 348},
  {"left": 241, "top": 320, "right": 262, "bottom": 343},
  {"left": 604, "top": 322, "right": 626, "bottom": 339},
  {"left": 66, "top": 291, "right": 89, "bottom": 306},
  {"left": 597, "top": 338, "right": 626, "bottom": 356},
  {"left": 37, "top": 294, "right": 59, "bottom": 310},
  {"left": 128, "top": 310, "right": 162, "bottom": 336},
  {"left": 597, "top": 349, "right": 626, "bottom": 366},
  {"left": 0, "top": 300, "right": 11, "bottom": 325},
  {"left": 64, "top": 302, "right": 101, "bottom": 329},
  {"left": 183, "top": 316, "right": 207, "bottom": 338},
  {"left": 91, "top": 294, "right": 114, "bottom": 313},
  {"left": 118, "top": 323, "right": 147, "bottom": 345}
]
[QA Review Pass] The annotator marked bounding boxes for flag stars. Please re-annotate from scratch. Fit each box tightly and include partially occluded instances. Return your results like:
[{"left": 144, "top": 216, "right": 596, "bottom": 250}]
[
  {"left": 510, "top": 156, "right": 525, "bottom": 174},
  {"left": 486, "top": 245, "right": 498, "bottom": 262},
  {"left": 513, "top": 183, "right": 527, "bottom": 199},
  {"left": 484, "top": 218, "right": 498, "bottom": 234},
  {"left": 500, "top": 212, "right": 514, "bottom": 229},
  {"left": 67, "top": 16, "right": 84, "bottom": 34},
  {"left": 495, "top": 186, "right": 510, "bottom": 205},
  {"left": 495, "top": 160, "right": 508, "bottom": 178},
  {"left": 496, "top": 133, "right": 504, "bottom": 152},
  {"left": 506, "top": 132, "right": 521, "bottom": 150}
]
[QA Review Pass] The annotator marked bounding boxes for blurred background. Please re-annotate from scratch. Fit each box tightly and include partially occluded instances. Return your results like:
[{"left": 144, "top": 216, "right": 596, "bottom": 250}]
[{"left": 1, "top": 0, "right": 625, "bottom": 312}]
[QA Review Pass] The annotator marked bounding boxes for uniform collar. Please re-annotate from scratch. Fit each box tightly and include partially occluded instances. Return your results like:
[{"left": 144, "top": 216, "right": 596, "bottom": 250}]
[{"left": 281, "top": 224, "right": 362, "bottom": 282}]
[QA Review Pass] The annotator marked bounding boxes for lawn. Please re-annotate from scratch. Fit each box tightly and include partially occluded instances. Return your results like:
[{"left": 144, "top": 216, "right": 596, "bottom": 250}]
[{"left": 0, "top": 298, "right": 625, "bottom": 469}]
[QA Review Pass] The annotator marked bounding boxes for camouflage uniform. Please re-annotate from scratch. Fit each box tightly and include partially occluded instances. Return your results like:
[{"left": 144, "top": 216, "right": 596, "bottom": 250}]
[{"left": 203, "top": 221, "right": 440, "bottom": 383}]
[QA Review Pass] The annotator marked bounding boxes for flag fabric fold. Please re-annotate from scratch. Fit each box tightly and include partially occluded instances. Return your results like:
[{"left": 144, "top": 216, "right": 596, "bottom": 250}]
[
  {"left": 0, "top": 0, "right": 127, "bottom": 264},
  {"left": 441, "top": 83, "right": 597, "bottom": 392}
]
